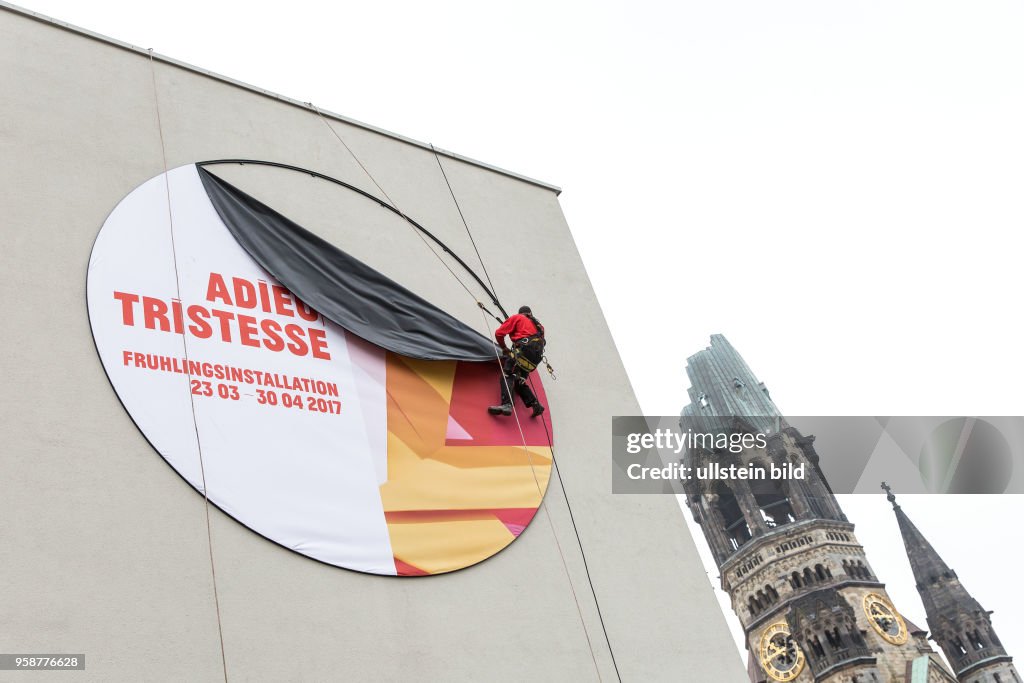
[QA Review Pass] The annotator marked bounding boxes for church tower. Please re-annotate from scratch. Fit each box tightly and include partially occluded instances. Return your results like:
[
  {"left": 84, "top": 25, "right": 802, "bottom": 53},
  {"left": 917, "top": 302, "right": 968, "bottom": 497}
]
[
  {"left": 884, "top": 486, "right": 1020, "bottom": 683},
  {"left": 681, "top": 335, "right": 954, "bottom": 682}
]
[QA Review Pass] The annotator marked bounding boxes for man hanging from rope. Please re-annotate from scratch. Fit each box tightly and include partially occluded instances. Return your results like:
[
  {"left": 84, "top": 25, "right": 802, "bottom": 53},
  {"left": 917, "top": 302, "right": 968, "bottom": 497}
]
[{"left": 488, "top": 306, "right": 546, "bottom": 418}]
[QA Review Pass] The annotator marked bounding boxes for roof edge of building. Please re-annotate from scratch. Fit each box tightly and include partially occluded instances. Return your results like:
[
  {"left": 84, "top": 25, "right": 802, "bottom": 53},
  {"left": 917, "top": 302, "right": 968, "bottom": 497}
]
[{"left": 0, "top": 0, "right": 563, "bottom": 196}]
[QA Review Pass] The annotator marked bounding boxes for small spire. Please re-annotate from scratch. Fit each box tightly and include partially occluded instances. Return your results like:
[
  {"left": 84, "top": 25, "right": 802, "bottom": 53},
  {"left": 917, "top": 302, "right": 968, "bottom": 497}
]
[
  {"left": 885, "top": 493, "right": 1013, "bottom": 676},
  {"left": 880, "top": 481, "right": 899, "bottom": 509}
]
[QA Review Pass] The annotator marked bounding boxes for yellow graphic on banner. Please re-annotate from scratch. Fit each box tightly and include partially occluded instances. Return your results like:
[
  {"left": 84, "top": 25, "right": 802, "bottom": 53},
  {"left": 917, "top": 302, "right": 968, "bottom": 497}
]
[{"left": 381, "top": 354, "right": 551, "bottom": 575}]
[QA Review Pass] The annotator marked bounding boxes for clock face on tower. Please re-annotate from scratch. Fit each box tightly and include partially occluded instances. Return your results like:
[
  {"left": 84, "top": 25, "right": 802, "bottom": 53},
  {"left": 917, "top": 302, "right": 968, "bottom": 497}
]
[
  {"left": 863, "top": 592, "right": 909, "bottom": 645},
  {"left": 758, "top": 621, "right": 806, "bottom": 681}
]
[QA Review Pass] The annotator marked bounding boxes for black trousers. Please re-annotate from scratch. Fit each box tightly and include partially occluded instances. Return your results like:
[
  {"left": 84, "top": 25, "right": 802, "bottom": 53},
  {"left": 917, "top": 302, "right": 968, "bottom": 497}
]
[{"left": 499, "top": 356, "right": 538, "bottom": 407}]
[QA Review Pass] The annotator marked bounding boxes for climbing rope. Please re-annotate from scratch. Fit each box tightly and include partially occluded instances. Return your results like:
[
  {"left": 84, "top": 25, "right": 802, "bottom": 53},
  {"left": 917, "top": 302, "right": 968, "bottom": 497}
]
[
  {"left": 430, "top": 145, "right": 557, "bottom": 381},
  {"left": 307, "top": 103, "right": 618, "bottom": 679},
  {"left": 148, "top": 50, "right": 229, "bottom": 683},
  {"left": 430, "top": 144, "right": 501, "bottom": 303},
  {"left": 479, "top": 309, "right": 605, "bottom": 680},
  {"left": 310, "top": 106, "right": 508, "bottom": 320},
  {"left": 431, "top": 139, "right": 618, "bottom": 681},
  {"left": 526, "top": 372, "right": 619, "bottom": 680}
]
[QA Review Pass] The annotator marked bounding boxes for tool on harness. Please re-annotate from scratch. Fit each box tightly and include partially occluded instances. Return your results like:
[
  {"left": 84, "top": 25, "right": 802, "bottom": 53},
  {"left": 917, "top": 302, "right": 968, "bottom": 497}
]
[
  {"left": 521, "top": 313, "right": 556, "bottom": 380},
  {"left": 511, "top": 334, "right": 545, "bottom": 373}
]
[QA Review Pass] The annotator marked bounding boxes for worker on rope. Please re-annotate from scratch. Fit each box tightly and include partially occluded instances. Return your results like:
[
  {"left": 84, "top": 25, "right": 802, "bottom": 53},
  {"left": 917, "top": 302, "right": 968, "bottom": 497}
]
[{"left": 488, "top": 306, "right": 546, "bottom": 417}]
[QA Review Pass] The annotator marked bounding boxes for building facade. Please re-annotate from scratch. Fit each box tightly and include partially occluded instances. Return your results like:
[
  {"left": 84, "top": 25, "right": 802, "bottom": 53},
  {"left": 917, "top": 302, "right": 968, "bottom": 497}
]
[{"left": 0, "top": 5, "right": 748, "bottom": 680}]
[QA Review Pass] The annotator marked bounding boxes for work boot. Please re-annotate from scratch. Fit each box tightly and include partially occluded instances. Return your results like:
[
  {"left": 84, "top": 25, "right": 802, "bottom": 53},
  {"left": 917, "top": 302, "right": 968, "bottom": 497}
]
[
  {"left": 488, "top": 404, "right": 513, "bottom": 416},
  {"left": 530, "top": 403, "right": 545, "bottom": 418}
]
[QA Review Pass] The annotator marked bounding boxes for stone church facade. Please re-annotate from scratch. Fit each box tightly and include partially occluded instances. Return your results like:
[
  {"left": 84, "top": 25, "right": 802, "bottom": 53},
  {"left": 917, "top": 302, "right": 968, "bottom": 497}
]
[{"left": 681, "top": 336, "right": 1018, "bottom": 683}]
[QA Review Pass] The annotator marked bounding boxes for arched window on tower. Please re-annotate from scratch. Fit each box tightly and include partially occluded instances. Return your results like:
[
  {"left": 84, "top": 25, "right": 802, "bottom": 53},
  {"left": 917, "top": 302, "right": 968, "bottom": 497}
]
[
  {"left": 751, "top": 468, "right": 797, "bottom": 529},
  {"left": 791, "top": 571, "right": 802, "bottom": 589},
  {"left": 831, "top": 627, "right": 844, "bottom": 650},
  {"left": 803, "top": 567, "right": 816, "bottom": 586},
  {"left": 714, "top": 482, "right": 751, "bottom": 550},
  {"left": 815, "top": 564, "right": 828, "bottom": 582},
  {"left": 825, "top": 627, "right": 841, "bottom": 649}
]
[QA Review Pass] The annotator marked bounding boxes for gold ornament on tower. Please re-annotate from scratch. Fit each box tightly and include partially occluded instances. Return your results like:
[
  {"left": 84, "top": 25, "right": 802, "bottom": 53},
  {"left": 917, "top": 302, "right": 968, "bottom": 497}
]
[
  {"left": 758, "top": 621, "right": 806, "bottom": 681},
  {"left": 863, "top": 593, "right": 908, "bottom": 645}
]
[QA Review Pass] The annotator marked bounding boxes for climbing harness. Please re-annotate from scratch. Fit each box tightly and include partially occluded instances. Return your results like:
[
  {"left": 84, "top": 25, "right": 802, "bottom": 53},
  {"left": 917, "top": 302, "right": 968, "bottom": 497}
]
[{"left": 511, "top": 334, "right": 546, "bottom": 374}]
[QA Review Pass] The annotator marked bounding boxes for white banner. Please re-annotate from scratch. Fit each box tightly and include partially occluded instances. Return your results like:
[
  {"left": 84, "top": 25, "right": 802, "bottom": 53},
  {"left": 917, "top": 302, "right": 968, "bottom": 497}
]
[
  {"left": 88, "top": 165, "right": 395, "bottom": 573},
  {"left": 88, "top": 164, "right": 553, "bottom": 576}
]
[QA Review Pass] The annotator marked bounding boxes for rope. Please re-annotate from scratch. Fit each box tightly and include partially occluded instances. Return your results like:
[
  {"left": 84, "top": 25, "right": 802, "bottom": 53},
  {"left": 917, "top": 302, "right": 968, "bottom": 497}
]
[
  {"left": 431, "top": 145, "right": 500, "bottom": 303},
  {"left": 479, "top": 311, "right": 603, "bottom": 681},
  {"left": 429, "top": 145, "right": 560, "bottom": 385},
  {"left": 309, "top": 105, "right": 487, "bottom": 310},
  {"left": 527, "top": 373, "right": 622, "bottom": 681},
  {"left": 149, "top": 50, "right": 229, "bottom": 683},
  {"left": 311, "top": 102, "right": 618, "bottom": 680},
  {"left": 435, "top": 142, "right": 619, "bottom": 681}
]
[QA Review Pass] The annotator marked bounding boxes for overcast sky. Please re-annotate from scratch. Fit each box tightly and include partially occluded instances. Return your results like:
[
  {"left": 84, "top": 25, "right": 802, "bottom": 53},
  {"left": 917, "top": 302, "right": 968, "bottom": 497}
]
[{"left": 16, "top": 0, "right": 1024, "bottom": 671}]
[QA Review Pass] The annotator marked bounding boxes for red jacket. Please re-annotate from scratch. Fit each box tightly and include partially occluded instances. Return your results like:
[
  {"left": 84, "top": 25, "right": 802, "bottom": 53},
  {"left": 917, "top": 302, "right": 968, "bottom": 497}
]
[{"left": 495, "top": 314, "right": 538, "bottom": 347}]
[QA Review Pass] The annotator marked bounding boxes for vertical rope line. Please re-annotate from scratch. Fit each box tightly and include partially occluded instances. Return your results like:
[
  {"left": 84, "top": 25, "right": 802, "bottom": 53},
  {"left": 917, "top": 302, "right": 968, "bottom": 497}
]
[
  {"left": 527, "top": 373, "right": 622, "bottom": 682},
  {"left": 439, "top": 143, "right": 618, "bottom": 679},
  {"left": 437, "top": 142, "right": 619, "bottom": 677},
  {"left": 310, "top": 101, "right": 615, "bottom": 679},
  {"left": 431, "top": 144, "right": 500, "bottom": 302},
  {"left": 478, "top": 310, "right": 603, "bottom": 682},
  {"left": 149, "top": 50, "right": 229, "bottom": 683}
]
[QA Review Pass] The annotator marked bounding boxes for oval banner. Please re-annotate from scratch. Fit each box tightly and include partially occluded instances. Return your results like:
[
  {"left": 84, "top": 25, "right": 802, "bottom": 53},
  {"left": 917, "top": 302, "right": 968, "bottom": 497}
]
[{"left": 87, "top": 164, "right": 553, "bottom": 575}]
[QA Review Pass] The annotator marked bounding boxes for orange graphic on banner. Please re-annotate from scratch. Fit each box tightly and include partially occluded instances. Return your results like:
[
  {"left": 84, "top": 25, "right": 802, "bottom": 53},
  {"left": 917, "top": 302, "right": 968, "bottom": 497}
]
[{"left": 381, "top": 354, "right": 552, "bottom": 575}]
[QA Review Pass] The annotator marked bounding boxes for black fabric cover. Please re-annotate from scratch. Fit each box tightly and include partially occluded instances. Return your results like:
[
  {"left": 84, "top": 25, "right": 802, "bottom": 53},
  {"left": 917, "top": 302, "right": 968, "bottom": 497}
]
[{"left": 198, "top": 166, "right": 497, "bottom": 361}]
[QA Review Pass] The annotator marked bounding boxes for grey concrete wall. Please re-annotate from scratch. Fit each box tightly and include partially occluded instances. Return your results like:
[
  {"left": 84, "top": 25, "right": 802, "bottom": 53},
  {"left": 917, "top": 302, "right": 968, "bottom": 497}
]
[{"left": 0, "top": 5, "right": 747, "bottom": 681}]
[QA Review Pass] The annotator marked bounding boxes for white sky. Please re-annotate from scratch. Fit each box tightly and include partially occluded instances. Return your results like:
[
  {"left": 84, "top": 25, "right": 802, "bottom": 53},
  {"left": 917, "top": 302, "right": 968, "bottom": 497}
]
[{"left": 15, "top": 0, "right": 1024, "bottom": 672}]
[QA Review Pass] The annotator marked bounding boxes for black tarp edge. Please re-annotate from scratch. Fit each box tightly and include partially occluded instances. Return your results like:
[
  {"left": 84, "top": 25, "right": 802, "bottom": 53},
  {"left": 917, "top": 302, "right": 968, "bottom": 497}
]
[{"left": 197, "top": 165, "right": 497, "bottom": 362}]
